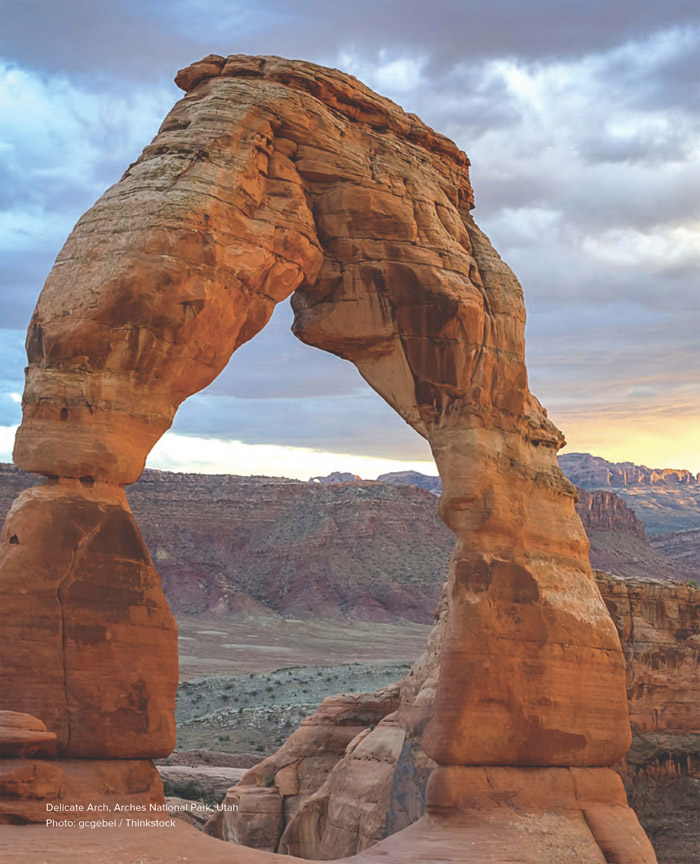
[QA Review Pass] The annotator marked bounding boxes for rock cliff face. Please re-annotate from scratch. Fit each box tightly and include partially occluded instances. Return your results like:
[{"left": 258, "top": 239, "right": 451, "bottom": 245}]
[
  {"left": 561, "top": 453, "right": 700, "bottom": 535},
  {"left": 2, "top": 54, "right": 652, "bottom": 859},
  {"left": 217, "top": 574, "right": 698, "bottom": 863},
  {"left": 575, "top": 488, "right": 696, "bottom": 582},
  {"left": 0, "top": 464, "right": 452, "bottom": 623},
  {"left": 130, "top": 473, "right": 449, "bottom": 622},
  {"left": 649, "top": 528, "right": 700, "bottom": 576},
  {"left": 576, "top": 488, "right": 646, "bottom": 539},
  {"left": 560, "top": 453, "right": 700, "bottom": 488}
]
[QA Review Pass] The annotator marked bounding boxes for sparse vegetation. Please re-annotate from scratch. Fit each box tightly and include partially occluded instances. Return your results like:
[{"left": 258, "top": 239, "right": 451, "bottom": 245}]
[{"left": 174, "top": 662, "right": 410, "bottom": 756}]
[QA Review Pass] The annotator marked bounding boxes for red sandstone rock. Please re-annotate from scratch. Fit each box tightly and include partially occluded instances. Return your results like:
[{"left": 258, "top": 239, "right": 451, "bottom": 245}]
[
  {"left": 0, "top": 54, "right": 649, "bottom": 859},
  {"left": 0, "top": 481, "right": 177, "bottom": 758},
  {"left": 577, "top": 488, "right": 646, "bottom": 539},
  {"left": 226, "top": 573, "right": 694, "bottom": 861},
  {"left": 0, "top": 712, "right": 57, "bottom": 759},
  {"left": 208, "top": 688, "right": 400, "bottom": 847},
  {"left": 12, "top": 52, "right": 626, "bottom": 765},
  {"left": 0, "top": 759, "right": 162, "bottom": 824}
]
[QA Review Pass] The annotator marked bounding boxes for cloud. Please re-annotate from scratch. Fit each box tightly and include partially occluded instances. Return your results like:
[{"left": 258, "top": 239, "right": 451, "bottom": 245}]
[
  {"left": 1, "top": 3, "right": 698, "bottom": 473},
  {"left": 0, "top": 62, "right": 175, "bottom": 331},
  {"left": 170, "top": 389, "right": 433, "bottom": 462},
  {"left": 3, "top": 1, "right": 698, "bottom": 78},
  {"left": 147, "top": 430, "right": 435, "bottom": 480},
  {"left": 0, "top": 426, "right": 18, "bottom": 462}
]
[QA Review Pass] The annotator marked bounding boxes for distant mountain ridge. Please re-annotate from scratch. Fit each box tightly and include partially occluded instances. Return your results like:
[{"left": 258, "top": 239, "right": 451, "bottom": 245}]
[
  {"left": 0, "top": 464, "right": 451, "bottom": 623},
  {"left": 377, "top": 471, "right": 442, "bottom": 495},
  {"left": 558, "top": 453, "right": 700, "bottom": 536},
  {"left": 1, "top": 455, "right": 697, "bottom": 627},
  {"left": 313, "top": 460, "right": 699, "bottom": 579},
  {"left": 558, "top": 452, "right": 700, "bottom": 488}
]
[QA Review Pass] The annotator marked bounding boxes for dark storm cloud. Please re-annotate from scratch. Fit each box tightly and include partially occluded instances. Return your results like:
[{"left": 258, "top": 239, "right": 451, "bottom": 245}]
[
  {"left": 171, "top": 389, "right": 430, "bottom": 461},
  {"left": 2, "top": 0, "right": 699, "bottom": 78}
]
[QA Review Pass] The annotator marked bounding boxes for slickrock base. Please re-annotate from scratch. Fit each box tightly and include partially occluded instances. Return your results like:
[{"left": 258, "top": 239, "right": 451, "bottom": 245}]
[
  {"left": 426, "top": 766, "right": 657, "bottom": 864},
  {"left": 0, "top": 759, "right": 163, "bottom": 824},
  {"left": 0, "top": 771, "right": 658, "bottom": 864}
]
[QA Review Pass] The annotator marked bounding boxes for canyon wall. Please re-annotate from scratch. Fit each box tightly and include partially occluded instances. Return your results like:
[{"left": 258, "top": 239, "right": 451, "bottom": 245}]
[
  {"left": 561, "top": 453, "right": 700, "bottom": 535},
  {"left": 576, "top": 487, "right": 646, "bottom": 539}
]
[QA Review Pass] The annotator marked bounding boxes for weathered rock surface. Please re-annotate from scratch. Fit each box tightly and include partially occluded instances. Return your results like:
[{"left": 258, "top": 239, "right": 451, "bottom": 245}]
[
  {"left": 0, "top": 759, "right": 163, "bottom": 824},
  {"left": 0, "top": 712, "right": 57, "bottom": 759},
  {"left": 0, "top": 480, "right": 177, "bottom": 757},
  {"left": 206, "top": 687, "right": 401, "bottom": 847},
  {"left": 1, "top": 53, "right": 649, "bottom": 858},
  {"left": 219, "top": 573, "right": 696, "bottom": 861},
  {"left": 158, "top": 765, "right": 247, "bottom": 802}
]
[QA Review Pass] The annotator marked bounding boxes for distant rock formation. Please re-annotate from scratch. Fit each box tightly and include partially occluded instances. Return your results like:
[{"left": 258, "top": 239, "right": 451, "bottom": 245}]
[
  {"left": 377, "top": 470, "right": 442, "bottom": 495},
  {"left": 310, "top": 472, "right": 361, "bottom": 484},
  {"left": 560, "top": 453, "right": 700, "bottom": 487},
  {"left": 560, "top": 453, "right": 700, "bottom": 535},
  {"left": 576, "top": 488, "right": 646, "bottom": 539}
]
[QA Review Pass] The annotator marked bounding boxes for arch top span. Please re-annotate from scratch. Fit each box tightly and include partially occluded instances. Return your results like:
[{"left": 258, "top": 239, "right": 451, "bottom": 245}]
[
  {"left": 4, "top": 56, "right": 637, "bottom": 785},
  {"left": 14, "top": 52, "right": 555, "bottom": 486}
]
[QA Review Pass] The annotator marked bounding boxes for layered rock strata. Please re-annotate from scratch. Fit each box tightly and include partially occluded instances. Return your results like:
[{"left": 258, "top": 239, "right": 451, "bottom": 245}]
[
  {"left": 577, "top": 487, "right": 646, "bottom": 539},
  {"left": 597, "top": 575, "right": 700, "bottom": 864},
  {"left": 1, "top": 55, "right": 652, "bottom": 858}
]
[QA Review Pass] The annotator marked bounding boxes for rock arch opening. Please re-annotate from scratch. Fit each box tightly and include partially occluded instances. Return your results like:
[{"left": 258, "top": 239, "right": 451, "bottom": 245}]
[{"left": 0, "top": 55, "right": 656, "bottom": 860}]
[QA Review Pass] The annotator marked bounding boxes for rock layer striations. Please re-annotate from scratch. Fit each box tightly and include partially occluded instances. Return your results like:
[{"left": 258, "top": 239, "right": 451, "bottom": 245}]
[{"left": 1, "top": 55, "right": 655, "bottom": 860}]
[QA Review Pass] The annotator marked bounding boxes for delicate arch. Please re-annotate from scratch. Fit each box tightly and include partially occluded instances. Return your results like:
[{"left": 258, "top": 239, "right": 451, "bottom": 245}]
[{"left": 2, "top": 55, "right": 635, "bottom": 806}]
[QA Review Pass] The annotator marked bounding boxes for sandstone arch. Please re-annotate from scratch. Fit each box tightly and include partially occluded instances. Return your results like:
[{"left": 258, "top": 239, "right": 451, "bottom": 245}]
[{"left": 0, "top": 56, "right": 656, "bottom": 860}]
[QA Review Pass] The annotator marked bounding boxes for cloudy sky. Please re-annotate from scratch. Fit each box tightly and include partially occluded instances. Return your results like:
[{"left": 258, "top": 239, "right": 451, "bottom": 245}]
[{"left": 1, "top": 0, "right": 698, "bottom": 478}]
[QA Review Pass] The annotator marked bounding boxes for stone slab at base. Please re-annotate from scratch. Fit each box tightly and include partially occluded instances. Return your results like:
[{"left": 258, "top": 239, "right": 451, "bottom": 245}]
[
  {"left": 0, "top": 758, "right": 163, "bottom": 824},
  {"left": 426, "top": 765, "right": 658, "bottom": 864},
  {"left": 0, "top": 802, "right": 659, "bottom": 864}
]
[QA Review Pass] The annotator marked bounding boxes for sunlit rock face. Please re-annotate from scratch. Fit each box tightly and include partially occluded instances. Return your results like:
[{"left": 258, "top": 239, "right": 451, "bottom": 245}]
[{"left": 0, "top": 55, "right": 655, "bottom": 860}]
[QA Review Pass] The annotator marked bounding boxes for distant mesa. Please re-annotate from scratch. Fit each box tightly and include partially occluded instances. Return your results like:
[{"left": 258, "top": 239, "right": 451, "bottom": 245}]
[
  {"left": 310, "top": 471, "right": 362, "bottom": 484},
  {"left": 560, "top": 452, "right": 700, "bottom": 488},
  {"left": 377, "top": 471, "right": 442, "bottom": 495},
  {"left": 559, "top": 453, "right": 700, "bottom": 537},
  {"left": 310, "top": 470, "right": 443, "bottom": 496}
]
